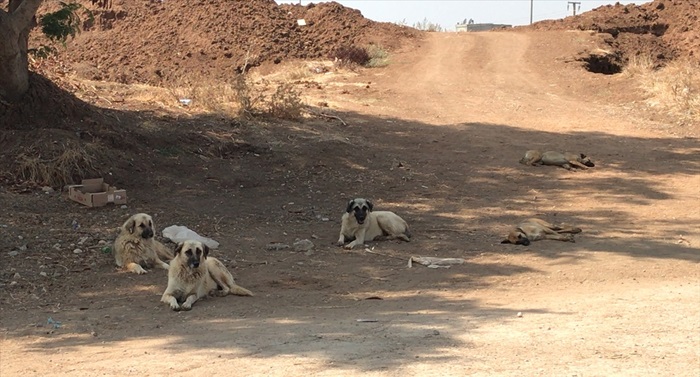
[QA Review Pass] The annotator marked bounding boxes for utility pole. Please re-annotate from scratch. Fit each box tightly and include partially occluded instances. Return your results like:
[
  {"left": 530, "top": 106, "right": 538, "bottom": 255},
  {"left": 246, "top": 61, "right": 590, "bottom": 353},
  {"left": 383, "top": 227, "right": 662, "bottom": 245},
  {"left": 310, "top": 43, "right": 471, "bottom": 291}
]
[
  {"left": 567, "top": 1, "right": 581, "bottom": 16},
  {"left": 530, "top": 0, "right": 534, "bottom": 24}
]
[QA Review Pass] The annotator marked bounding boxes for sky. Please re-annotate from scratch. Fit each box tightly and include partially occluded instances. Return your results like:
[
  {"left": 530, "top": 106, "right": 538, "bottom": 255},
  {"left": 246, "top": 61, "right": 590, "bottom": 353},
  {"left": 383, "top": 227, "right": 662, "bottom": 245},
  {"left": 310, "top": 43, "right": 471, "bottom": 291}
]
[{"left": 275, "top": 1, "right": 651, "bottom": 30}]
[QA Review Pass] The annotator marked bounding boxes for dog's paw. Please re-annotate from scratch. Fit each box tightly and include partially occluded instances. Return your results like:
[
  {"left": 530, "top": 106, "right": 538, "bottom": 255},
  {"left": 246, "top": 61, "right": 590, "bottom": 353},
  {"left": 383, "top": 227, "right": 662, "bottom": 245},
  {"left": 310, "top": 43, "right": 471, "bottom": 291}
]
[
  {"left": 135, "top": 267, "right": 148, "bottom": 275},
  {"left": 169, "top": 303, "right": 181, "bottom": 311},
  {"left": 181, "top": 302, "right": 192, "bottom": 311},
  {"left": 344, "top": 243, "right": 355, "bottom": 249}
]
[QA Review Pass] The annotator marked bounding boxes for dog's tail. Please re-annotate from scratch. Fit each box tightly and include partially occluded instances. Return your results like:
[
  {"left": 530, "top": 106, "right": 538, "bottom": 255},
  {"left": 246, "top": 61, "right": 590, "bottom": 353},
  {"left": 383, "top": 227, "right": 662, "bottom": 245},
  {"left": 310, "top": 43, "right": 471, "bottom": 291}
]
[{"left": 230, "top": 284, "right": 254, "bottom": 297}]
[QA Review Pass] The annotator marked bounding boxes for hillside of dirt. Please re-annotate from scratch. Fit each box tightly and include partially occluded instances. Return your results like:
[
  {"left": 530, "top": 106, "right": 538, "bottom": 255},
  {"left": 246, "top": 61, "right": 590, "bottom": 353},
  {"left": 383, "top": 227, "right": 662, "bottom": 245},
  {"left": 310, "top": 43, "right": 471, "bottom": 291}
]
[
  {"left": 44, "top": 0, "right": 419, "bottom": 85},
  {"left": 527, "top": 0, "right": 699, "bottom": 65}
]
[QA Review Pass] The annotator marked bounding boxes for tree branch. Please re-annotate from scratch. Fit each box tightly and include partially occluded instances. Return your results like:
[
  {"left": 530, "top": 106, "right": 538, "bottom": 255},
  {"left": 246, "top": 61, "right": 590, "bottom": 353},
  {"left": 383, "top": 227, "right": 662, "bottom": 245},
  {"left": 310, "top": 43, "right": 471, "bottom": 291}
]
[{"left": 9, "top": 0, "right": 43, "bottom": 33}]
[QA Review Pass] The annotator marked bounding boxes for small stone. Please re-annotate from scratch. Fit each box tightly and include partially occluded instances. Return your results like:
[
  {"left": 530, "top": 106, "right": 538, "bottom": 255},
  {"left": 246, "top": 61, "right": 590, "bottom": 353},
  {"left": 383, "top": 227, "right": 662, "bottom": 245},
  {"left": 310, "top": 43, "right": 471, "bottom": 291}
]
[
  {"left": 9, "top": 281, "right": 17, "bottom": 286},
  {"left": 321, "top": 217, "right": 329, "bottom": 222},
  {"left": 8, "top": 250, "right": 19, "bottom": 257},
  {"left": 265, "top": 243, "right": 290, "bottom": 251},
  {"left": 91, "top": 331, "right": 97, "bottom": 337},
  {"left": 78, "top": 236, "right": 89, "bottom": 245},
  {"left": 121, "top": 205, "right": 128, "bottom": 209},
  {"left": 433, "top": 330, "right": 440, "bottom": 336},
  {"left": 18, "top": 236, "right": 23, "bottom": 240},
  {"left": 73, "top": 248, "right": 83, "bottom": 254},
  {"left": 53, "top": 243, "right": 61, "bottom": 250},
  {"left": 293, "top": 239, "right": 314, "bottom": 252},
  {"left": 42, "top": 186, "right": 55, "bottom": 194},
  {"left": 13, "top": 273, "right": 20, "bottom": 279},
  {"left": 98, "top": 240, "right": 107, "bottom": 245},
  {"left": 39, "top": 272, "right": 48, "bottom": 277},
  {"left": 517, "top": 312, "right": 523, "bottom": 318},
  {"left": 18, "top": 244, "right": 27, "bottom": 251},
  {"left": 311, "top": 234, "right": 319, "bottom": 239}
]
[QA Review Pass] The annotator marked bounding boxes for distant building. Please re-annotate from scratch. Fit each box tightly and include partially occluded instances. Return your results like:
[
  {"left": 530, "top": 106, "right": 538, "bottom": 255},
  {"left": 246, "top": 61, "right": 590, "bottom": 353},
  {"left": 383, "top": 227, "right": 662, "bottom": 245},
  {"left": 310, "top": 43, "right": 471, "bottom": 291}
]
[{"left": 455, "top": 21, "right": 512, "bottom": 32}]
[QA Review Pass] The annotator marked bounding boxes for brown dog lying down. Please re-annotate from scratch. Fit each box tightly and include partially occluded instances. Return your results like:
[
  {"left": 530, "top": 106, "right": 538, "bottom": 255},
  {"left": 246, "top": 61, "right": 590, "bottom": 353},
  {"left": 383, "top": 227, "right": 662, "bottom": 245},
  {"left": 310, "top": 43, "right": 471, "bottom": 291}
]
[
  {"left": 501, "top": 218, "right": 582, "bottom": 246},
  {"left": 520, "top": 150, "right": 595, "bottom": 170}
]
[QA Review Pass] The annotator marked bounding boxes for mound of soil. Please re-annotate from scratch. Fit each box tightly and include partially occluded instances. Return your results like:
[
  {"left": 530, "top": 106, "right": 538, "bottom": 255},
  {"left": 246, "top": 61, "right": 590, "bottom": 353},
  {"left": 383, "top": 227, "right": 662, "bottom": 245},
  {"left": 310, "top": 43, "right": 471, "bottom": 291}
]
[
  {"left": 42, "top": 0, "right": 419, "bottom": 85},
  {"left": 527, "top": 0, "right": 699, "bottom": 65}
]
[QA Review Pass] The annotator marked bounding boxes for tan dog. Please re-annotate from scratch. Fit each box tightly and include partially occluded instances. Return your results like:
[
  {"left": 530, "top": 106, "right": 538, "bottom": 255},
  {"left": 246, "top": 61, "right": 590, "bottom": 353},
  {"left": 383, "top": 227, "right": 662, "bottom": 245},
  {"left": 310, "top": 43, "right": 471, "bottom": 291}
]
[
  {"left": 114, "top": 213, "right": 172, "bottom": 274},
  {"left": 520, "top": 150, "right": 595, "bottom": 170},
  {"left": 501, "top": 218, "right": 582, "bottom": 246},
  {"left": 161, "top": 240, "right": 253, "bottom": 311},
  {"left": 337, "top": 198, "right": 411, "bottom": 249}
]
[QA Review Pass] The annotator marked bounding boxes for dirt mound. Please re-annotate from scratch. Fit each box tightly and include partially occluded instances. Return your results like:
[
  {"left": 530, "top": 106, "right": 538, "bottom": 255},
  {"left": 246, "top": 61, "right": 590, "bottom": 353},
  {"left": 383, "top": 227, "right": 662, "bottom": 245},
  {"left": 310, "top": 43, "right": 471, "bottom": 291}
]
[
  {"left": 44, "top": 0, "right": 419, "bottom": 85},
  {"left": 527, "top": 0, "right": 699, "bottom": 65}
]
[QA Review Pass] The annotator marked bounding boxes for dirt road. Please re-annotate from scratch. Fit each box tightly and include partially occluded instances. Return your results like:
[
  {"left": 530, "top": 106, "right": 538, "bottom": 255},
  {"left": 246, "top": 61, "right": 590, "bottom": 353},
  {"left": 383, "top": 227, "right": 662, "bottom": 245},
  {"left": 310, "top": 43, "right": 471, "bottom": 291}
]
[{"left": 2, "top": 31, "right": 699, "bottom": 376}]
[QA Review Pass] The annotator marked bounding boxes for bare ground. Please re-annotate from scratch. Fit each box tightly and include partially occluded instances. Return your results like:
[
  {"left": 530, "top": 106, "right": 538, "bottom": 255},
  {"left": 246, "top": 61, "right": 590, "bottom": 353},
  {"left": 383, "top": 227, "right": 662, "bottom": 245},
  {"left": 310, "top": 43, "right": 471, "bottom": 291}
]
[{"left": 1, "top": 30, "right": 699, "bottom": 376}]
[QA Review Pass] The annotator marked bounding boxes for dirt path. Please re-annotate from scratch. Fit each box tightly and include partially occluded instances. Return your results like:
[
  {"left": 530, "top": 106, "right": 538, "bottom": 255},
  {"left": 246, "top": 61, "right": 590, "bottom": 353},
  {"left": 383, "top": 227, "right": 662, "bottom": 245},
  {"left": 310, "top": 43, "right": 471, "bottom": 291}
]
[{"left": 2, "top": 31, "right": 699, "bottom": 376}]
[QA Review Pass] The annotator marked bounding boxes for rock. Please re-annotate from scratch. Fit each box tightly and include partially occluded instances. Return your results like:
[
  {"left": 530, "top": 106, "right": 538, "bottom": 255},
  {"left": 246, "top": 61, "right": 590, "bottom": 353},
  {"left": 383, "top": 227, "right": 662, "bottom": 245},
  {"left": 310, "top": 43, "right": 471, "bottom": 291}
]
[
  {"left": 9, "top": 281, "right": 17, "bottom": 286},
  {"left": 13, "top": 273, "right": 20, "bottom": 279},
  {"left": 121, "top": 205, "right": 128, "bottom": 209},
  {"left": 265, "top": 242, "right": 290, "bottom": 251},
  {"left": 517, "top": 312, "right": 523, "bottom": 318},
  {"left": 42, "top": 186, "right": 55, "bottom": 194},
  {"left": 98, "top": 240, "right": 107, "bottom": 245},
  {"left": 18, "top": 244, "right": 27, "bottom": 251},
  {"left": 73, "top": 248, "right": 83, "bottom": 254},
  {"left": 39, "top": 272, "right": 48, "bottom": 277},
  {"left": 8, "top": 250, "right": 19, "bottom": 257},
  {"left": 293, "top": 239, "right": 314, "bottom": 252}
]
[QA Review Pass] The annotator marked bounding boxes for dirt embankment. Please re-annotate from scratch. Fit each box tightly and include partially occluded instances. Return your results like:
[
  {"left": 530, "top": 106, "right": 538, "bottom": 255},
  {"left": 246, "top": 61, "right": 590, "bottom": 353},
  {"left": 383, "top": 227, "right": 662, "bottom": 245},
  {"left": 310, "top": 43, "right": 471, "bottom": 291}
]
[
  {"left": 41, "top": 0, "right": 419, "bottom": 86},
  {"left": 527, "top": 0, "right": 699, "bottom": 65}
]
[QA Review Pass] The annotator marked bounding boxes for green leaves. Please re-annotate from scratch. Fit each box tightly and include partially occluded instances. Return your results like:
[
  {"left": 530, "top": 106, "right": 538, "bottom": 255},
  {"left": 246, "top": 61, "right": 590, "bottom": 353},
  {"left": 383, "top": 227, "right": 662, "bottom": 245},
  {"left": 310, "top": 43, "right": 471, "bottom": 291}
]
[{"left": 39, "top": 2, "right": 93, "bottom": 45}]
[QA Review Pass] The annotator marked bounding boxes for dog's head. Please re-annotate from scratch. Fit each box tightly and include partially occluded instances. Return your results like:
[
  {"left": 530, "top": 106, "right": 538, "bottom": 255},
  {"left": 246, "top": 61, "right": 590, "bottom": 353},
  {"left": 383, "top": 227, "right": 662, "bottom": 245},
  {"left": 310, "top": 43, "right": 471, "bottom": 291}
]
[
  {"left": 501, "top": 230, "right": 531, "bottom": 246},
  {"left": 174, "top": 240, "right": 210, "bottom": 269},
  {"left": 579, "top": 154, "right": 595, "bottom": 168},
  {"left": 122, "top": 213, "right": 155, "bottom": 239},
  {"left": 346, "top": 198, "right": 373, "bottom": 225}
]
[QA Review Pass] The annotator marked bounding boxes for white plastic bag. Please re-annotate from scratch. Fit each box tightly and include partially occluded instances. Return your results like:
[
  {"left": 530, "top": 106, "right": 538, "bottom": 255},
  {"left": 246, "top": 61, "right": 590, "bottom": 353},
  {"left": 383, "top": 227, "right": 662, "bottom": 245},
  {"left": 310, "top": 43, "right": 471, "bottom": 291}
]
[{"left": 162, "top": 225, "right": 219, "bottom": 249}]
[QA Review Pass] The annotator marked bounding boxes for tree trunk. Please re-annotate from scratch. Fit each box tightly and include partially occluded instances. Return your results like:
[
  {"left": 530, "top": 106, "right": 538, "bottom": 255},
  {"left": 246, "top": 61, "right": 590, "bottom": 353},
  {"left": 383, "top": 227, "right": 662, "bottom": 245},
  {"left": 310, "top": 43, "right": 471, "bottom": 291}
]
[{"left": 0, "top": 0, "right": 44, "bottom": 103}]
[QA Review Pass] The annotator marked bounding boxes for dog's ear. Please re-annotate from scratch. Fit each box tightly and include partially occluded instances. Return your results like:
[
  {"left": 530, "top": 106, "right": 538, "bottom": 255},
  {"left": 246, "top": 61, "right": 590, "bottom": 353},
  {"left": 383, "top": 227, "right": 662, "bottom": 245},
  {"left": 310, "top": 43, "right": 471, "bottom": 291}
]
[
  {"left": 202, "top": 244, "right": 210, "bottom": 259},
  {"left": 346, "top": 199, "right": 355, "bottom": 213},
  {"left": 124, "top": 218, "right": 136, "bottom": 234},
  {"left": 366, "top": 200, "right": 374, "bottom": 212},
  {"left": 580, "top": 153, "right": 587, "bottom": 159},
  {"left": 174, "top": 242, "right": 184, "bottom": 256}
]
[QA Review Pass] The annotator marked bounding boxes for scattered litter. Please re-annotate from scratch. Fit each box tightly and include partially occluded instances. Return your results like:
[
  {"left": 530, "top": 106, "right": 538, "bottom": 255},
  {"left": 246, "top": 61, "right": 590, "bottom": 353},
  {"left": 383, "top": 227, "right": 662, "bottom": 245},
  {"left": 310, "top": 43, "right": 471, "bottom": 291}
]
[
  {"left": 42, "top": 186, "right": 55, "bottom": 194},
  {"left": 68, "top": 178, "right": 127, "bottom": 207},
  {"left": 78, "top": 236, "right": 89, "bottom": 245},
  {"left": 265, "top": 242, "right": 290, "bottom": 251},
  {"left": 293, "top": 239, "right": 314, "bottom": 252},
  {"left": 120, "top": 205, "right": 128, "bottom": 209},
  {"left": 408, "top": 256, "right": 465, "bottom": 269},
  {"left": 101, "top": 246, "right": 112, "bottom": 254},
  {"left": 162, "top": 225, "right": 219, "bottom": 249},
  {"left": 517, "top": 312, "right": 523, "bottom": 318},
  {"left": 71, "top": 220, "right": 80, "bottom": 230},
  {"left": 47, "top": 317, "right": 62, "bottom": 329},
  {"left": 356, "top": 319, "right": 378, "bottom": 323},
  {"left": 296, "top": 19, "right": 307, "bottom": 26},
  {"left": 179, "top": 98, "right": 192, "bottom": 106}
]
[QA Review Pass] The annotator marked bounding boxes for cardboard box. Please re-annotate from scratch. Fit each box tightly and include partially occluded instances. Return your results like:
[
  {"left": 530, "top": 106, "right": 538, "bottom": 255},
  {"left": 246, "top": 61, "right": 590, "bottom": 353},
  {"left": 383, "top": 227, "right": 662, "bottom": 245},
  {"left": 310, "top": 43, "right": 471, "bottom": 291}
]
[{"left": 68, "top": 178, "right": 127, "bottom": 207}]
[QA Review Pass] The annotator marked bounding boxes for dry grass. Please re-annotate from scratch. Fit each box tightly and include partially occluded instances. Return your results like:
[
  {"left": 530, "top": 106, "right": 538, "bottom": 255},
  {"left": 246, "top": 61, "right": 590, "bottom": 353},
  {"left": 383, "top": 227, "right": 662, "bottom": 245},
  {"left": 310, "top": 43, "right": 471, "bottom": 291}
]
[
  {"left": 625, "top": 56, "right": 700, "bottom": 123},
  {"left": 365, "top": 45, "right": 390, "bottom": 68},
  {"left": 16, "top": 142, "right": 100, "bottom": 187},
  {"left": 268, "top": 82, "right": 304, "bottom": 120}
]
